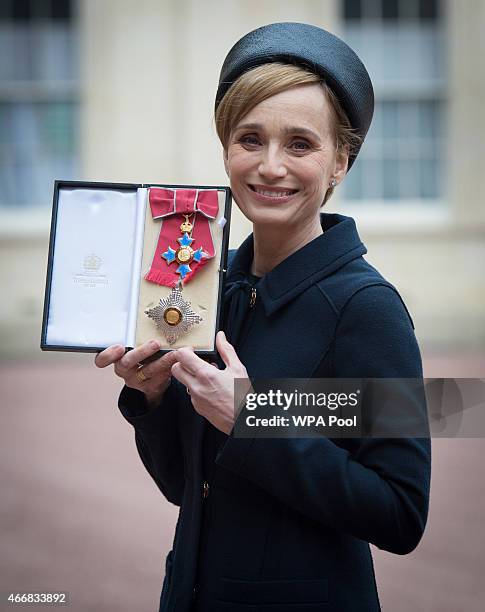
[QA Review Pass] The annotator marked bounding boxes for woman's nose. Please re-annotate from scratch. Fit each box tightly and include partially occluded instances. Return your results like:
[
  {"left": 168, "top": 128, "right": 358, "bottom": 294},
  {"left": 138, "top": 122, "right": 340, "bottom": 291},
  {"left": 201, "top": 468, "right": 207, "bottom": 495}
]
[{"left": 258, "top": 147, "right": 287, "bottom": 180}]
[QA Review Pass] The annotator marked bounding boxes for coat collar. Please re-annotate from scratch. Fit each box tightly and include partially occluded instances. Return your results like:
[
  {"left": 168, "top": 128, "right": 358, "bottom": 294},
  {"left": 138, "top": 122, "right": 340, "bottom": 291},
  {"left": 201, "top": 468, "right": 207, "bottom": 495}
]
[{"left": 226, "top": 213, "right": 367, "bottom": 316}]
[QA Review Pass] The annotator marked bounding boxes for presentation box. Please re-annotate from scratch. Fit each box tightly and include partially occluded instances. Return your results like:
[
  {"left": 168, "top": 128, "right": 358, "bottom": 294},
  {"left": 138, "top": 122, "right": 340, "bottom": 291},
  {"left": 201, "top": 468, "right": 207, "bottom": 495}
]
[{"left": 41, "top": 181, "right": 232, "bottom": 356}]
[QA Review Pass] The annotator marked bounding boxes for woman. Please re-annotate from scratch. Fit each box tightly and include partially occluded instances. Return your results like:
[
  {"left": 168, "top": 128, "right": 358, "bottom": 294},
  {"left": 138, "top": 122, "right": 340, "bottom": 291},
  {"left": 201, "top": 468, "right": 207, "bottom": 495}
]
[{"left": 96, "top": 23, "right": 431, "bottom": 612}]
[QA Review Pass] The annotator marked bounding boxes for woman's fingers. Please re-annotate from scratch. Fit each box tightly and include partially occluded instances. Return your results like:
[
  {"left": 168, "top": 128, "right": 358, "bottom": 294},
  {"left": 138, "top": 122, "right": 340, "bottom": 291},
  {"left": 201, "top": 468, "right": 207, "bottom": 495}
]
[
  {"left": 115, "top": 340, "right": 160, "bottom": 380},
  {"left": 123, "top": 349, "right": 179, "bottom": 397},
  {"left": 172, "top": 347, "right": 204, "bottom": 377},
  {"left": 141, "top": 350, "right": 180, "bottom": 381},
  {"left": 118, "top": 340, "right": 161, "bottom": 372},
  {"left": 94, "top": 341, "right": 184, "bottom": 406},
  {"left": 121, "top": 349, "right": 178, "bottom": 385},
  {"left": 171, "top": 362, "right": 197, "bottom": 388},
  {"left": 171, "top": 348, "right": 215, "bottom": 396},
  {"left": 95, "top": 344, "right": 125, "bottom": 368},
  {"left": 96, "top": 339, "right": 172, "bottom": 385},
  {"left": 216, "top": 330, "right": 243, "bottom": 371}
]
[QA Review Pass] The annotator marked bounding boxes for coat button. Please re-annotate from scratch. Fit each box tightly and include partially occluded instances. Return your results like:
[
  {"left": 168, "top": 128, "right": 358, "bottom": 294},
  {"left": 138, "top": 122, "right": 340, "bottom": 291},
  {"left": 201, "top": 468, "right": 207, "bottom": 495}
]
[{"left": 202, "top": 481, "right": 210, "bottom": 499}]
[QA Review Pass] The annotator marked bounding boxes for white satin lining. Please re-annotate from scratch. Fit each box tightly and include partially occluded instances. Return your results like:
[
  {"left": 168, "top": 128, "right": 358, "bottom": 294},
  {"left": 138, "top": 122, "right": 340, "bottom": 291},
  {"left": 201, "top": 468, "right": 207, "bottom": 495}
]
[{"left": 46, "top": 186, "right": 145, "bottom": 348}]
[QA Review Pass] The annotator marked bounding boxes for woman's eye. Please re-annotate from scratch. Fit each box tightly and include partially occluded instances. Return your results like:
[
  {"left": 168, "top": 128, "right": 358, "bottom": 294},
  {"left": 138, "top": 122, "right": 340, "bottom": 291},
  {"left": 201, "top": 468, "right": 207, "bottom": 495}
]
[
  {"left": 290, "top": 140, "right": 311, "bottom": 152},
  {"left": 239, "top": 135, "right": 261, "bottom": 147}
]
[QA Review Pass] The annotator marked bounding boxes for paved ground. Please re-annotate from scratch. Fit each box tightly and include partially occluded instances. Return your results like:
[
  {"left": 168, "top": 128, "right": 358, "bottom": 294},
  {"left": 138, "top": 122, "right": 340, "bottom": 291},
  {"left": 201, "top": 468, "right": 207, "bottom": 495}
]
[{"left": 1, "top": 352, "right": 484, "bottom": 612}]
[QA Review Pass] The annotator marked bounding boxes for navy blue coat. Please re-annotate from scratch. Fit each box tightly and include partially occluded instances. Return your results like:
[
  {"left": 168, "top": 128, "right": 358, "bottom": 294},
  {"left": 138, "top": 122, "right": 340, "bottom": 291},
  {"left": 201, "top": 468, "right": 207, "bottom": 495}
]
[{"left": 119, "top": 213, "right": 431, "bottom": 611}]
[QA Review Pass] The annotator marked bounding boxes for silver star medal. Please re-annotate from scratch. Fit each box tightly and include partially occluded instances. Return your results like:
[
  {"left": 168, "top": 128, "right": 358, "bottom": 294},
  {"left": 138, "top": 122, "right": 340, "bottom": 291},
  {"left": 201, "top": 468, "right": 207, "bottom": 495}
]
[{"left": 145, "top": 286, "right": 202, "bottom": 345}]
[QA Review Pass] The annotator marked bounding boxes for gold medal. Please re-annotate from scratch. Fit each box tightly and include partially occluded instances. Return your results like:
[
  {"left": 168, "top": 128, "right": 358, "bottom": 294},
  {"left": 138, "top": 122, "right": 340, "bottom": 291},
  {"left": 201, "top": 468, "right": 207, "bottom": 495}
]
[
  {"left": 163, "top": 307, "right": 182, "bottom": 326},
  {"left": 145, "top": 286, "right": 202, "bottom": 345},
  {"left": 176, "top": 247, "right": 193, "bottom": 264}
]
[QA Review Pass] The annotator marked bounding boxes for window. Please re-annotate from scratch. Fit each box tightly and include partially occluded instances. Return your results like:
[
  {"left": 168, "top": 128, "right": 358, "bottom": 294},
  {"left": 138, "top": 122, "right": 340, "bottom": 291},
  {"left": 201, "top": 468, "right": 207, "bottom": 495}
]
[
  {"left": 340, "top": 0, "right": 446, "bottom": 203},
  {"left": 0, "top": 0, "right": 78, "bottom": 208}
]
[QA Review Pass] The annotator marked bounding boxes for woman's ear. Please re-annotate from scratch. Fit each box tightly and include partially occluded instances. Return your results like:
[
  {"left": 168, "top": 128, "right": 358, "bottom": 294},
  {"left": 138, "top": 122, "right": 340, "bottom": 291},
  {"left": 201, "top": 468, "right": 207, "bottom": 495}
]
[
  {"left": 223, "top": 149, "right": 230, "bottom": 178},
  {"left": 334, "top": 147, "right": 349, "bottom": 183}
]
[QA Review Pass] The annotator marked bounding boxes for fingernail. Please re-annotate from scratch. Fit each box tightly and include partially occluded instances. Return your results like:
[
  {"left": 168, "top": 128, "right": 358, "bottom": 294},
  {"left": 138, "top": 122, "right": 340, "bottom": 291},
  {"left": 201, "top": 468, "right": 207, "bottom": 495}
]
[
  {"left": 113, "top": 344, "right": 124, "bottom": 351},
  {"left": 151, "top": 340, "right": 160, "bottom": 350}
]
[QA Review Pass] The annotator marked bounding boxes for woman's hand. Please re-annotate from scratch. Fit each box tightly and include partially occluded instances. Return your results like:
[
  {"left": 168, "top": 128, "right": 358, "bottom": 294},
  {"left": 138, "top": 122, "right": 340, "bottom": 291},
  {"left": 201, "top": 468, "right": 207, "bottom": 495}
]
[
  {"left": 171, "top": 331, "right": 249, "bottom": 435},
  {"left": 94, "top": 340, "right": 179, "bottom": 407}
]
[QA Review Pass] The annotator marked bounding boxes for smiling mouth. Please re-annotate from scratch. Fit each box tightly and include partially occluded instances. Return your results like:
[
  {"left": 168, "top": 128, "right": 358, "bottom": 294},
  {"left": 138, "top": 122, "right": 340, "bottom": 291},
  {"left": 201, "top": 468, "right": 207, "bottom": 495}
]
[{"left": 249, "top": 185, "right": 298, "bottom": 198}]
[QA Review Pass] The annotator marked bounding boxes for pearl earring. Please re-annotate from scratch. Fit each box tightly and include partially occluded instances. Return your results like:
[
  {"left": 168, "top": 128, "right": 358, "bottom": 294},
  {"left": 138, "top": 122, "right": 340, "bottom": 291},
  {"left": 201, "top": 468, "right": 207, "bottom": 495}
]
[{"left": 329, "top": 178, "right": 337, "bottom": 188}]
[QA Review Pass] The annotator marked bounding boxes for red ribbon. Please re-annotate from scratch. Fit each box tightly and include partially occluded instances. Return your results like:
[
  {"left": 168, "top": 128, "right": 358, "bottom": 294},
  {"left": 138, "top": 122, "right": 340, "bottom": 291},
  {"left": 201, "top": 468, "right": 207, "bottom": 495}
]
[{"left": 144, "top": 188, "right": 219, "bottom": 287}]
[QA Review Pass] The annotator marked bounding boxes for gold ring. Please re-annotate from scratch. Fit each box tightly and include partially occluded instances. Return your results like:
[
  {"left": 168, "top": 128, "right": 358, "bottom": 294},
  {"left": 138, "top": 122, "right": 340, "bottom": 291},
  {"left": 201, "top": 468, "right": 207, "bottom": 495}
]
[{"left": 135, "top": 367, "right": 149, "bottom": 383}]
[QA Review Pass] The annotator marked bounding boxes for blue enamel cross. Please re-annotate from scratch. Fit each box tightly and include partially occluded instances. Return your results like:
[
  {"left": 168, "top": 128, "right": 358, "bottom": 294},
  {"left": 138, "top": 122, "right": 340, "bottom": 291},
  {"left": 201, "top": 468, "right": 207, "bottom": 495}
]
[{"left": 161, "top": 232, "right": 205, "bottom": 280}]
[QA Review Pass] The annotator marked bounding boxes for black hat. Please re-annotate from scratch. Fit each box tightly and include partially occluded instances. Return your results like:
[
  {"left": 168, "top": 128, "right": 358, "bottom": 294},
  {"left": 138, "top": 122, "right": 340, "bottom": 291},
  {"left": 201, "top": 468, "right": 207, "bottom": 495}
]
[{"left": 215, "top": 22, "right": 374, "bottom": 169}]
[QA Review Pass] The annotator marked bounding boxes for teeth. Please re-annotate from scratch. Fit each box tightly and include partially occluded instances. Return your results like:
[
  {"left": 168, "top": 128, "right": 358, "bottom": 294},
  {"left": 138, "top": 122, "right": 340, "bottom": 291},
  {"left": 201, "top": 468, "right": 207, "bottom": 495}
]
[{"left": 253, "top": 187, "right": 294, "bottom": 197}]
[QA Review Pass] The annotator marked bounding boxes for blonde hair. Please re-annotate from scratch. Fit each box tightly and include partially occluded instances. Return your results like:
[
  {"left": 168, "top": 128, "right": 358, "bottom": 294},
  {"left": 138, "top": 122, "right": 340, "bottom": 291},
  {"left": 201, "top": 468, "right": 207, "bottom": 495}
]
[{"left": 215, "top": 63, "right": 361, "bottom": 204}]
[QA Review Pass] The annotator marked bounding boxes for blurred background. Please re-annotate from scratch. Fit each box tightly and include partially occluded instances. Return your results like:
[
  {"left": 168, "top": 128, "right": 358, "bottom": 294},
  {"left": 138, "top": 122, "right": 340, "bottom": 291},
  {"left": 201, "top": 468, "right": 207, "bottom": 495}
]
[{"left": 1, "top": 0, "right": 484, "bottom": 610}]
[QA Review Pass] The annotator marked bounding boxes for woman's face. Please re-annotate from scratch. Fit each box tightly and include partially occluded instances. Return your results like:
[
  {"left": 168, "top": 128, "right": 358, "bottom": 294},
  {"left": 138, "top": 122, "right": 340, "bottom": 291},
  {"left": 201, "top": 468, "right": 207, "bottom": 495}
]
[{"left": 223, "top": 83, "right": 348, "bottom": 230}]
